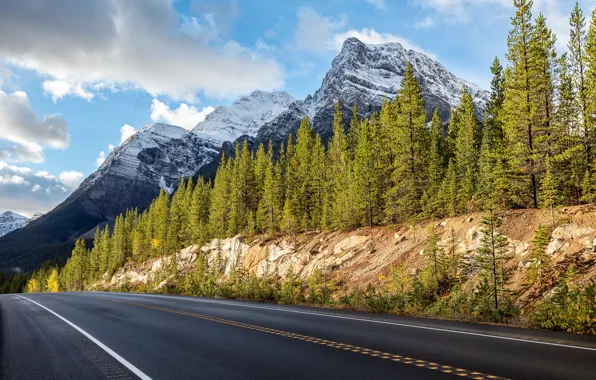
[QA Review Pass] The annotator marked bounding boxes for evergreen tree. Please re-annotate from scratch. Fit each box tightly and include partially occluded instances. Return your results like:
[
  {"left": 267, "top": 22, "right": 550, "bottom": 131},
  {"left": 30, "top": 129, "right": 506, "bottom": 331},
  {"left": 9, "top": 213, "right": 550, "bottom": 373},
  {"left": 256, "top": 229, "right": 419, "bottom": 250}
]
[
  {"left": 585, "top": 8, "right": 596, "bottom": 176},
  {"left": 439, "top": 158, "right": 458, "bottom": 216},
  {"left": 540, "top": 158, "right": 559, "bottom": 227},
  {"left": 190, "top": 176, "right": 211, "bottom": 246},
  {"left": 474, "top": 209, "right": 511, "bottom": 311},
  {"left": 502, "top": 0, "right": 539, "bottom": 208},
  {"left": 257, "top": 141, "right": 283, "bottom": 233},
  {"left": 385, "top": 63, "right": 429, "bottom": 222},
  {"left": 352, "top": 118, "right": 381, "bottom": 226},
  {"left": 422, "top": 109, "right": 446, "bottom": 217},
  {"left": 209, "top": 156, "right": 232, "bottom": 237},
  {"left": 310, "top": 134, "right": 327, "bottom": 229},
  {"left": 454, "top": 87, "right": 482, "bottom": 211},
  {"left": 294, "top": 117, "right": 315, "bottom": 230},
  {"left": 528, "top": 225, "right": 552, "bottom": 289}
]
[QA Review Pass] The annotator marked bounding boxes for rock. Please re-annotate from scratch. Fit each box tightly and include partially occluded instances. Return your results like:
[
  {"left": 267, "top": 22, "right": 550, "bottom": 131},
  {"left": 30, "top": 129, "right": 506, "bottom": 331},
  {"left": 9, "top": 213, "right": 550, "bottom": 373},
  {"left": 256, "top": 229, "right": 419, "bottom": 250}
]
[
  {"left": 467, "top": 217, "right": 474, "bottom": 223},
  {"left": 334, "top": 236, "right": 370, "bottom": 255}
]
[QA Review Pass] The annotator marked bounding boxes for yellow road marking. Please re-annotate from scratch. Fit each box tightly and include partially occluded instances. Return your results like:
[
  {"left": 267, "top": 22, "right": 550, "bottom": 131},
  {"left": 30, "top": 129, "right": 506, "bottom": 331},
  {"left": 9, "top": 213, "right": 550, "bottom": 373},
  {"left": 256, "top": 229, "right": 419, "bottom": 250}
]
[{"left": 86, "top": 295, "right": 509, "bottom": 380}]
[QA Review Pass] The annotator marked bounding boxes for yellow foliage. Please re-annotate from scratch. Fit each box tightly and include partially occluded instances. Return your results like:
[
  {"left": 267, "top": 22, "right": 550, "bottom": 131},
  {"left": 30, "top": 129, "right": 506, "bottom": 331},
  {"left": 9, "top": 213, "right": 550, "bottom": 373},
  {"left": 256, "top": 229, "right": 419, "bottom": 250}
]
[
  {"left": 46, "top": 269, "right": 60, "bottom": 292},
  {"left": 26, "top": 278, "right": 40, "bottom": 293},
  {"left": 151, "top": 239, "right": 161, "bottom": 249}
]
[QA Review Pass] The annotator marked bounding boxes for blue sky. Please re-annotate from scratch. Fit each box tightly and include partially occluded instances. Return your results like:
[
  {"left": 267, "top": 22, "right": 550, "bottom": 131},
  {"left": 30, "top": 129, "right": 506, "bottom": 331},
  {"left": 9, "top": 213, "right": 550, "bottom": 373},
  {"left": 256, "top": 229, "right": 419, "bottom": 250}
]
[{"left": 0, "top": 0, "right": 594, "bottom": 216}]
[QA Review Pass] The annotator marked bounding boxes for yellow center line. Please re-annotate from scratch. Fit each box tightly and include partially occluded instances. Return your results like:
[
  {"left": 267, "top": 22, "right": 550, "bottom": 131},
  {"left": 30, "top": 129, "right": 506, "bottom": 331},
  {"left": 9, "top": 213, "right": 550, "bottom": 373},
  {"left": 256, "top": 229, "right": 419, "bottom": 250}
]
[{"left": 85, "top": 295, "right": 509, "bottom": 380}]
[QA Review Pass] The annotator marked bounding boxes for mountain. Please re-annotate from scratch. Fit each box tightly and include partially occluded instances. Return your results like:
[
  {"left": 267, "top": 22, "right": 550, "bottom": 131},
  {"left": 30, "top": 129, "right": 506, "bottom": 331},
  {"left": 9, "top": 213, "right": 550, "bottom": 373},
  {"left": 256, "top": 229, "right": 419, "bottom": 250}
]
[
  {"left": 256, "top": 37, "right": 488, "bottom": 144},
  {"left": 23, "top": 213, "right": 43, "bottom": 228},
  {"left": 0, "top": 212, "right": 28, "bottom": 237},
  {"left": 0, "top": 37, "right": 489, "bottom": 272},
  {"left": 193, "top": 90, "right": 296, "bottom": 145},
  {"left": 0, "top": 124, "right": 219, "bottom": 271}
]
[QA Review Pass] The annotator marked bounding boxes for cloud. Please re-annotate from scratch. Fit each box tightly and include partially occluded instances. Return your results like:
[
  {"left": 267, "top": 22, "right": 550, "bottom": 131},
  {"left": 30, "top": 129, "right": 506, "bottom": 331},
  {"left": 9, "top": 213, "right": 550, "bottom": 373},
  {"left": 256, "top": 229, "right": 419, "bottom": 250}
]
[
  {"left": 0, "top": 161, "right": 77, "bottom": 215},
  {"left": 58, "top": 170, "right": 84, "bottom": 190},
  {"left": 294, "top": 7, "right": 347, "bottom": 54},
  {"left": 120, "top": 124, "right": 137, "bottom": 144},
  {"left": 415, "top": 16, "right": 435, "bottom": 29},
  {"left": 0, "top": 90, "right": 69, "bottom": 163},
  {"left": 42, "top": 80, "right": 94, "bottom": 102},
  {"left": 0, "top": 1, "right": 284, "bottom": 102},
  {"left": 0, "top": 66, "right": 12, "bottom": 88},
  {"left": 364, "top": 0, "right": 386, "bottom": 9},
  {"left": 332, "top": 29, "right": 437, "bottom": 59},
  {"left": 95, "top": 151, "right": 106, "bottom": 168},
  {"left": 150, "top": 99, "right": 215, "bottom": 130}
]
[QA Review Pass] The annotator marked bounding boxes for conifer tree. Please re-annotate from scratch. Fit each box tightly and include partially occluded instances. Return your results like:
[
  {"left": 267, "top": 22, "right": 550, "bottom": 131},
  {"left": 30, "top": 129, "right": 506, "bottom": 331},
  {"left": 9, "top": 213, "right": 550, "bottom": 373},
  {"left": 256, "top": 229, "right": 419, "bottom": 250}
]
[
  {"left": 585, "top": 8, "right": 596, "bottom": 175},
  {"left": 423, "top": 109, "right": 446, "bottom": 217},
  {"left": 310, "top": 134, "right": 327, "bottom": 228},
  {"left": 454, "top": 87, "right": 482, "bottom": 211},
  {"left": 352, "top": 118, "right": 381, "bottom": 226},
  {"left": 540, "top": 158, "right": 559, "bottom": 228},
  {"left": 528, "top": 225, "right": 552, "bottom": 289},
  {"left": 385, "top": 63, "right": 429, "bottom": 222},
  {"left": 257, "top": 141, "right": 283, "bottom": 233},
  {"left": 474, "top": 209, "right": 510, "bottom": 311},
  {"left": 282, "top": 134, "right": 300, "bottom": 232},
  {"left": 294, "top": 117, "right": 315, "bottom": 230},
  {"left": 209, "top": 156, "right": 232, "bottom": 238},
  {"left": 439, "top": 158, "right": 458, "bottom": 216},
  {"left": 190, "top": 176, "right": 211, "bottom": 245},
  {"left": 502, "top": 0, "right": 539, "bottom": 208}
]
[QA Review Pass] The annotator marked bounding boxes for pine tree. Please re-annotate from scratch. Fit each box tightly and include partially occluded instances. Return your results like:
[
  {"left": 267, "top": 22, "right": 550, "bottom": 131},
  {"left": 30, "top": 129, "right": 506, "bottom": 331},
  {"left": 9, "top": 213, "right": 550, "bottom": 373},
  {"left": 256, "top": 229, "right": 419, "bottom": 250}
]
[
  {"left": 570, "top": 2, "right": 592, "bottom": 176},
  {"left": 310, "top": 134, "right": 327, "bottom": 229},
  {"left": 585, "top": 8, "right": 596, "bottom": 176},
  {"left": 294, "top": 116, "right": 315, "bottom": 230},
  {"left": 209, "top": 155, "right": 232, "bottom": 238},
  {"left": 528, "top": 225, "right": 552, "bottom": 289},
  {"left": 422, "top": 109, "right": 446, "bottom": 217},
  {"left": 167, "top": 177, "right": 187, "bottom": 253},
  {"left": 474, "top": 209, "right": 511, "bottom": 311},
  {"left": 190, "top": 176, "right": 211, "bottom": 246},
  {"left": 502, "top": 0, "right": 539, "bottom": 208},
  {"left": 352, "top": 118, "right": 381, "bottom": 226},
  {"left": 439, "top": 158, "right": 458, "bottom": 216},
  {"left": 479, "top": 58, "right": 508, "bottom": 208},
  {"left": 385, "top": 63, "right": 429, "bottom": 222},
  {"left": 257, "top": 141, "right": 283, "bottom": 233},
  {"left": 454, "top": 87, "right": 482, "bottom": 211}
]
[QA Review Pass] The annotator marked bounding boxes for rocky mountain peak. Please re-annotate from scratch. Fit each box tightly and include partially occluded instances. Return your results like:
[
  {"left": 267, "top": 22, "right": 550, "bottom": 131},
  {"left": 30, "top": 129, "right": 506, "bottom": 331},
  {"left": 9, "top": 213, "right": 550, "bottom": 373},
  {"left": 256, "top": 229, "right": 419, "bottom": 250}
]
[
  {"left": 193, "top": 90, "right": 296, "bottom": 145},
  {"left": 0, "top": 211, "right": 28, "bottom": 237}
]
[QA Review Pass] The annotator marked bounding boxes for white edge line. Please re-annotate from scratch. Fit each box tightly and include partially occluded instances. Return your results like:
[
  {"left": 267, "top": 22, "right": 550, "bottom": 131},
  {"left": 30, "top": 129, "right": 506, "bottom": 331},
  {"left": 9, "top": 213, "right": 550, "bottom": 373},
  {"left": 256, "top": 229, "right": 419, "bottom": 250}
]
[
  {"left": 15, "top": 295, "right": 153, "bottom": 380},
  {"left": 110, "top": 292, "right": 596, "bottom": 353}
]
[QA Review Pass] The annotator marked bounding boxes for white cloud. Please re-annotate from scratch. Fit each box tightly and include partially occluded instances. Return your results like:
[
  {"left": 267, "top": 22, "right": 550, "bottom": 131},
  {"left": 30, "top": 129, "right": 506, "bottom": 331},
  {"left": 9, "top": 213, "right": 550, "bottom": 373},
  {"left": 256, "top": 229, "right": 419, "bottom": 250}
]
[
  {"left": 294, "top": 7, "right": 347, "bottom": 54},
  {"left": 120, "top": 124, "right": 137, "bottom": 144},
  {"left": 95, "top": 151, "right": 106, "bottom": 168},
  {"left": 332, "top": 29, "right": 437, "bottom": 59},
  {"left": 415, "top": 16, "right": 435, "bottom": 29},
  {"left": 256, "top": 39, "right": 275, "bottom": 52},
  {"left": 0, "top": 66, "right": 12, "bottom": 88},
  {"left": 364, "top": 0, "right": 386, "bottom": 9},
  {"left": 0, "top": 161, "right": 77, "bottom": 215},
  {"left": 150, "top": 99, "right": 215, "bottom": 130},
  {"left": 42, "top": 80, "right": 94, "bottom": 102},
  {"left": 108, "top": 144, "right": 116, "bottom": 151},
  {"left": 0, "top": 90, "right": 69, "bottom": 163},
  {"left": 58, "top": 170, "right": 84, "bottom": 190},
  {"left": 0, "top": 1, "right": 284, "bottom": 102}
]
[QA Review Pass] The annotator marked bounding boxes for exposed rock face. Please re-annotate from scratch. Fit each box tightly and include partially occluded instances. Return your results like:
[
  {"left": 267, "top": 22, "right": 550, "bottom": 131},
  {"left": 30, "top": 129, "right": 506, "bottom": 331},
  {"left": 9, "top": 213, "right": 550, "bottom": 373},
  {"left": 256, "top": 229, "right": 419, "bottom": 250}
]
[
  {"left": 102, "top": 206, "right": 596, "bottom": 310},
  {"left": 0, "top": 211, "right": 28, "bottom": 237}
]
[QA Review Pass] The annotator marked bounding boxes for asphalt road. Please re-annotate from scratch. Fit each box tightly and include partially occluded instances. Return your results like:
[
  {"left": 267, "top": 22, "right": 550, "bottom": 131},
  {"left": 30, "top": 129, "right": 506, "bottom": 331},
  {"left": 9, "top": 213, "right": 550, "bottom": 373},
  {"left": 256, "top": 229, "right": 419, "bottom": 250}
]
[{"left": 1, "top": 292, "right": 596, "bottom": 380}]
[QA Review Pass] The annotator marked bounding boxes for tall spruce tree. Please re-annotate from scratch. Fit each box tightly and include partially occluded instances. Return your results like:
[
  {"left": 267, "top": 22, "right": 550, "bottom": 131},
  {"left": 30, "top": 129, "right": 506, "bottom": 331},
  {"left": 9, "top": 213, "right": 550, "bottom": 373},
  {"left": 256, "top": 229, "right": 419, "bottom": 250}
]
[
  {"left": 502, "top": 0, "right": 539, "bottom": 208},
  {"left": 385, "top": 63, "right": 429, "bottom": 222},
  {"left": 422, "top": 109, "right": 446, "bottom": 217},
  {"left": 352, "top": 118, "right": 381, "bottom": 226}
]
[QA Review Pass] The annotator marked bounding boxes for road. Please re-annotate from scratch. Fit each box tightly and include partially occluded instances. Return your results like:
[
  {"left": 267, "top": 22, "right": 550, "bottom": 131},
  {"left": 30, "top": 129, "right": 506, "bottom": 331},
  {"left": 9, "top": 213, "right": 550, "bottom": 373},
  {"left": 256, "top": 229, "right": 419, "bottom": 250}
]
[{"left": 1, "top": 293, "right": 596, "bottom": 380}]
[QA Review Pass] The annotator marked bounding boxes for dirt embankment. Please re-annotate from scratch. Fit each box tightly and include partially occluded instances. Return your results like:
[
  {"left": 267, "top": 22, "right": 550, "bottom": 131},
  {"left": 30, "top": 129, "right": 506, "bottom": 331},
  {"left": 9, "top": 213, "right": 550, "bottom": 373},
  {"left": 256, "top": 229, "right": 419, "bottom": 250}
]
[{"left": 103, "top": 205, "right": 596, "bottom": 309}]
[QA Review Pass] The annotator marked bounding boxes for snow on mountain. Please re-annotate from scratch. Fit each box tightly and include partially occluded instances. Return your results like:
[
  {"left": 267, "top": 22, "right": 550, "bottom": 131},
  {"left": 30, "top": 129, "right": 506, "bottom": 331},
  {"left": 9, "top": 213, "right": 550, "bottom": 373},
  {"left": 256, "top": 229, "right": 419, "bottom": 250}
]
[
  {"left": 193, "top": 90, "right": 296, "bottom": 144},
  {"left": 23, "top": 213, "right": 43, "bottom": 228},
  {"left": 80, "top": 123, "right": 219, "bottom": 195},
  {"left": 0, "top": 211, "right": 28, "bottom": 237},
  {"left": 256, "top": 37, "right": 489, "bottom": 144}
]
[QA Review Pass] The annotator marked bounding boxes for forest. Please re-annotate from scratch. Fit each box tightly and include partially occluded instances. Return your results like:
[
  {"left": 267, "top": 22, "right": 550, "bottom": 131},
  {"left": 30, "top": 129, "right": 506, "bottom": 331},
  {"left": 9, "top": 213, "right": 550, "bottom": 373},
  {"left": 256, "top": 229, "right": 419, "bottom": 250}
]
[{"left": 22, "top": 1, "right": 596, "bottom": 333}]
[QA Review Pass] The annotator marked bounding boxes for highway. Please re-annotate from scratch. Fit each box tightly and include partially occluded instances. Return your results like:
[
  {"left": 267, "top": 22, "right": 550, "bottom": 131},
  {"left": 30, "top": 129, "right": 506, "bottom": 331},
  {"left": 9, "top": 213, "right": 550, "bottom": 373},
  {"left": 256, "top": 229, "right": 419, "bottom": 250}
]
[{"left": 1, "top": 292, "right": 595, "bottom": 380}]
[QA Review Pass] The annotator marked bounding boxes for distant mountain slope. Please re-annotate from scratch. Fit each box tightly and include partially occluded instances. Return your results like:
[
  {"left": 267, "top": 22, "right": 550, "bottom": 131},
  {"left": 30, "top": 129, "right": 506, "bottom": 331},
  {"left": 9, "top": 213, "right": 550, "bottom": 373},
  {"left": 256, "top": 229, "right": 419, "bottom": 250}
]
[
  {"left": 0, "top": 211, "right": 28, "bottom": 237},
  {"left": 0, "top": 124, "right": 219, "bottom": 271}
]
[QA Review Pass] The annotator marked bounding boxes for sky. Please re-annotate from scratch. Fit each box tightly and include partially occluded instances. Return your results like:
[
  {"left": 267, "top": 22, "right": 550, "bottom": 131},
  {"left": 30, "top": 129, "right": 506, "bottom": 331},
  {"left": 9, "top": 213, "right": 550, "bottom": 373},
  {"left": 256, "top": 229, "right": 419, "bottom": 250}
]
[{"left": 0, "top": 0, "right": 595, "bottom": 217}]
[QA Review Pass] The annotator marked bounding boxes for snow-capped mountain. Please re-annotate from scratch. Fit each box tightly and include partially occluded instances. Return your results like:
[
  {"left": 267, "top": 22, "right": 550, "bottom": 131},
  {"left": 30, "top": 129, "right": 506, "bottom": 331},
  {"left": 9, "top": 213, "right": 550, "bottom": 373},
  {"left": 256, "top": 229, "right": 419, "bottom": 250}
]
[
  {"left": 1, "top": 37, "right": 490, "bottom": 271},
  {"left": 0, "top": 211, "right": 28, "bottom": 237},
  {"left": 193, "top": 90, "right": 296, "bottom": 145},
  {"left": 23, "top": 213, "right": 43, "bottom": 228},
  {"left": 256, "top": 37, "right": 489, "bottom": 143},
  {"left": 0, "top": 124, "right": 220, "bottom": 271}
]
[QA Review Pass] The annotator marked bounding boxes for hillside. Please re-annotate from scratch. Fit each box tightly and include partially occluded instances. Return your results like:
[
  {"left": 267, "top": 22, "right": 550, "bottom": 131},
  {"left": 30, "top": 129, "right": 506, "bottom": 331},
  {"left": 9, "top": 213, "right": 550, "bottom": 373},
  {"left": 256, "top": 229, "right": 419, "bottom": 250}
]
[{"left": 98, "top": 205, "right": 596, "bottom": 331}]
